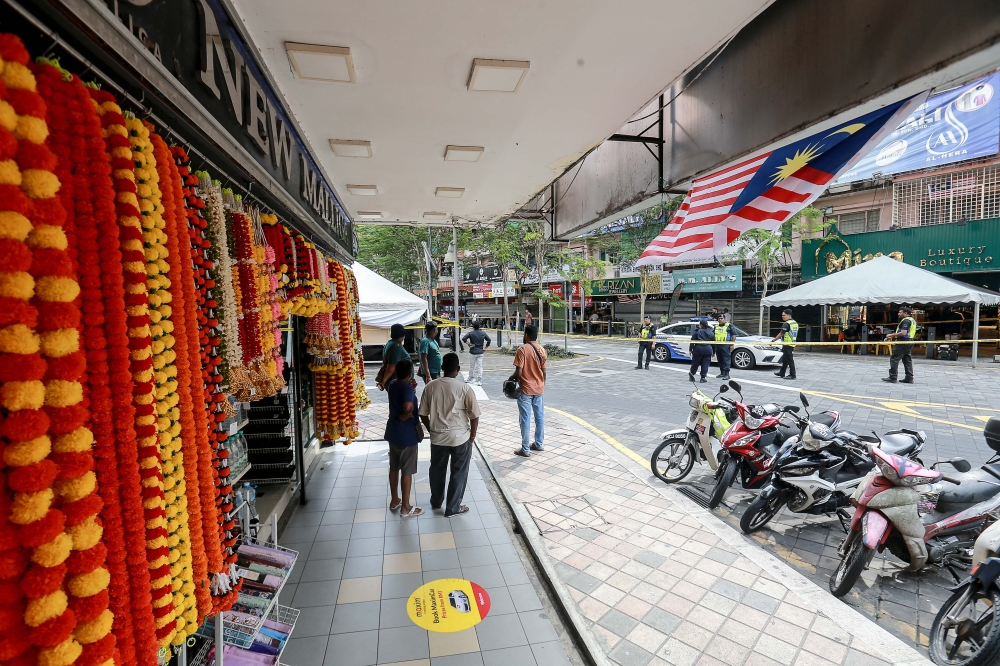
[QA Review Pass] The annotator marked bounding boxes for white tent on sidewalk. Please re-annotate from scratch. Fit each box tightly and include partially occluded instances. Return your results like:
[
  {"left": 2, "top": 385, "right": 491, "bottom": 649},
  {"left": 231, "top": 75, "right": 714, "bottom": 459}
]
[
  {"left": 761, "top": 256, "right": 1000, "bottom": 365},
  {"left": 352, "top": 262, "right": 427, "bottom": 344}
]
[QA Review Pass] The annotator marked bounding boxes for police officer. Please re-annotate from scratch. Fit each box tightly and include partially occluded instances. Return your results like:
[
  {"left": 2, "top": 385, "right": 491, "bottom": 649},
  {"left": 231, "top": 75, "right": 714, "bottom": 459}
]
[
  {"left": 714, "top": 313, "right": 734, "bottom": 380},
  {"left": 883, "top": 305, "right": 916, "bottom": 384},
  {"left": 689, "top": 320, "right": 715, "bottom": 382},
  {"left": 636, "top": 315, "right": 656, "bottom": 369},
  {"left": 772, "top": 308, "right": 798, "bottom": 380}
]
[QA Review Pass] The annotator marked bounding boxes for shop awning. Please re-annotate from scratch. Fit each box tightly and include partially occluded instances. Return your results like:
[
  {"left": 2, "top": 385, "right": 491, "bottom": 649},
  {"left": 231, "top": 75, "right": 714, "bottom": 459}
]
[
  {"left": 761, "top": 256, "right": 1000, "bottom": 306},
  {"left": 352, "top": 263, "right": 428, "bottom": 327}
]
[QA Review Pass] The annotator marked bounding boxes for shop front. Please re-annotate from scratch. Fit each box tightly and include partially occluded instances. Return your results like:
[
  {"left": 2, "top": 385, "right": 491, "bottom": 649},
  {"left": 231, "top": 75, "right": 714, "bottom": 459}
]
[{"left": 0, "top": 2, "right": 367, "bottom": 665}]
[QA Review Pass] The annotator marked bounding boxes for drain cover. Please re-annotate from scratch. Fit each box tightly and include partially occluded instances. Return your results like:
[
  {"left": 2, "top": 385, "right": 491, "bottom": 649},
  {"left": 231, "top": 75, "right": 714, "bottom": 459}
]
[{"left": 579, "top": 369, "right": 602, "bottom": 374}]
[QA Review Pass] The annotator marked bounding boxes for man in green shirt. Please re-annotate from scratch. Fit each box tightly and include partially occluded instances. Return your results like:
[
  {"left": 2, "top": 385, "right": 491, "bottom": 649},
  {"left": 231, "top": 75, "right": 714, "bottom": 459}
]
[
  {"left": 377, "top": 323, "right": 411, "bottom": 390},
  {"left": 419, "top": 321, "right": 443, "bottom": 384}
]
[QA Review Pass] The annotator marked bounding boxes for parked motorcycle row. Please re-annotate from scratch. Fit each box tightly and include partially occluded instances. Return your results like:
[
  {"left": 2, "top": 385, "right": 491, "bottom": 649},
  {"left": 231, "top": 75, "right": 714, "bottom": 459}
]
[{"left": 650, "top": 381, "right": 1000, "bottom": 666}]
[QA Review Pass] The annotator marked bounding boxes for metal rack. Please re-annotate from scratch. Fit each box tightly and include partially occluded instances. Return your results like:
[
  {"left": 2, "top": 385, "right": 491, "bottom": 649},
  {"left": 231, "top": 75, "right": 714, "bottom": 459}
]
[
  {"left": 226, "top": 432, "right": 251, "bottom": 484},
  {"left": 190, "top": 604, "right": 299, "bottom": 666}
]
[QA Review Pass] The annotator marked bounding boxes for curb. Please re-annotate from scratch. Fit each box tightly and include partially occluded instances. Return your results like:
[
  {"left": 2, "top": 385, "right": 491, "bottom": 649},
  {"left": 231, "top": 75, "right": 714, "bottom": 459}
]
[
  {"left": 472, "top": 439, "right": 614, "bottom": 666},
  {"left": 547, "top": 409, "right": 933, "bottom": 666}
]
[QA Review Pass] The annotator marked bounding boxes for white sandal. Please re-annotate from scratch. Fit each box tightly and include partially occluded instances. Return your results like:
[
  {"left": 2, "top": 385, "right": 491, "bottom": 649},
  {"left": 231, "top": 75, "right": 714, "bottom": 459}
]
[{"left": 403, "top": 506, "right": 424, "bottom": 517}]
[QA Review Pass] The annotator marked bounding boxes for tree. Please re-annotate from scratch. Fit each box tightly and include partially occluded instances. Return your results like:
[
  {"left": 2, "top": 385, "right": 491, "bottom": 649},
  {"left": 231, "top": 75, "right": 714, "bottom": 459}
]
[
  {"left": 735, "top": 207, "right": 828, "bottom": 334},
  {"left": 476, "top": 222, "right": 531, "bottom": 346},
  {"left": 550, "top": 247, "right": 606, "bottom": 334},
  {"left": 356, "top": 225, "right": 428, "bottom": 292}
]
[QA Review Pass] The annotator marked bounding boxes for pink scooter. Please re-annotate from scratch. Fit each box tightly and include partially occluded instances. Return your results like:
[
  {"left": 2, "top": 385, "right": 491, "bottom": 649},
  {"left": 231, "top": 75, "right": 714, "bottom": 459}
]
[{"left": 829, "top": 445, "right": 1000, "bottom": 598}]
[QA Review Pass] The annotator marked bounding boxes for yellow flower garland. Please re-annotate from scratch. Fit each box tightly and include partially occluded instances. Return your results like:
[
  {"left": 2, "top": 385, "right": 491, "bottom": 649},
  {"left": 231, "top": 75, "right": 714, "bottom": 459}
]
[{"left": 126, "top": 117, "right": 197, "bottom": 646}]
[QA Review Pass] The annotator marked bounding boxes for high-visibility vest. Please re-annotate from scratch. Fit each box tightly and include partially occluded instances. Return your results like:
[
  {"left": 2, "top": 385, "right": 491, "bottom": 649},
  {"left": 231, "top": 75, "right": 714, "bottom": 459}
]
[
  {"left": 714, "top": 323, "right": 730, "bottom": 342},
  {"left": 783, "top": 320, "right": 799, "bottom": 344},
  {"left": 639, "top": 324, "right": 655, "bottom": 340},
  {"left": 896, "top": 317, "right": 917, "bottom": 340}
]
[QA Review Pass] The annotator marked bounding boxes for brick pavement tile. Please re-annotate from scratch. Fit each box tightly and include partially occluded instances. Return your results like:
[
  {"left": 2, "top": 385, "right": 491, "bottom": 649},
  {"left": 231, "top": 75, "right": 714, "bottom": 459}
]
[
  {"left": 763, "top": 617, "right": 806, "bottom": 646},
  {"left": 593, "top": 582, "right": 628, "bottom": 607},
  {"left": 645, "top": 570, "right": 679, "bottom": 591},
  {"left": 698, "top": 591, "right": 738, "bottom": 617},
  {"left": 754, "top": 634, "right": 799, "bottom": 665},
  {"left": 658, "top": 638, "right": 701, "bottom": 666},
  {"left": 626, "top": 623, "right": 669, "bottom": 655},
  {"left": 722, "top": 568, "right": 758, "bottom": 588},
  {"left": 657, "top": 592, "right": 696, "bottom": 618},
  {"left": 791, "top": 651, "right": 838, "bottom": 666},
  {"left": 674, "top": 621, "right": 714, "bottom": 651},
  {"left": 773, "top": 603, "right": 815, "bottom": 630},
  {"left": 733, "top": 605, "right": 773, "bottom": 631},
  {"left": 609, "top": 640, "right": 655, "bottom": 666},
  {"left": 682, "top": 569, "right": 718, "bottom": 590},
  {"left": 631, "top": 582, "right": 667, "bottom": 606},
  {"left": 752, "top": 577, "right": 789, "bottom": 600},
  {"left": 616, "top": 595, "right": 653, "bottom": 620},
  {"left": 705, "top": 635, "right": 751, "bottom": 664},
  {"left": 717, "top": 618, "right": 760, "bottom": 648},
  {"left": 634, "top": 550, "right": 668, "bottom": 569},
  {"left": 592, "top": 624, "right": 623, "bottom": 650},
  {"left": 842, "top": 648, "right": 891, "bottom": 666},
  {"left": 614, "top": 542, "right": 645, "bottom": 558},
  {"left": 670, "top": 580, "right": 708, "bottom": 604},
  {"left": 601, "top": 550, "right": 632, "bottom": 570},
  {"left": 807, "top": 615, "right": 850, "bottom": 646},
  {"left": 578, "top": 596, "right": 611, "bottom": 622},
  {"left": 685, "top": 605, "right": 726, "bottom": 633},
  {"left": 563, "top": 552, "right": 595, "bottom": 571},
  {"left": 622, "top": 560, "right": 654, "bottom": 580},
  {"left": 744, "top": 653, "right": 785, "bottom": 666},
  {"left": 800, "top": 633, "right": 847, "bottom": 663},
  {"left": 584, "top": 561, "right": 618, "bottom": 581},
  {"left": 608, "top": 571, "right": 641, "bottom": 593},
  {"left": 741, "top": 590, "right": 781, "bottom": 615},
  {"left": 579, "top": 542, "right": 609, "bottom": 559}
]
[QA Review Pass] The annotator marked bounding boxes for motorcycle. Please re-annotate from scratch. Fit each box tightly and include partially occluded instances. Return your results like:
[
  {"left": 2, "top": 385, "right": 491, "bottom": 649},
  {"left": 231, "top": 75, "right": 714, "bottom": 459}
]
[
  {"left": 829, "top": 416, "right": 1000, "bottom": 599},
  {"left": 650, "top": 383, "right": 737, "bottom": 484},
  {"left": 739, "top": 393, "right": 926, "bottom": 534},
  {"left": 929, "top": 519, "right": 1000, "bottom": 665},
  {"left": 707, "top": 383, "right": 841, "bottom": 509}
]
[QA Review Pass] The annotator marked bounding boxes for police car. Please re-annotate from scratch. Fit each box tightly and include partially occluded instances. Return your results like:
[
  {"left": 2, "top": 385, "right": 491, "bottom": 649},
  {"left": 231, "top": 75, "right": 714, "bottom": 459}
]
[{"left": 652, "top": 318, "right": 784, "bottom": 369}]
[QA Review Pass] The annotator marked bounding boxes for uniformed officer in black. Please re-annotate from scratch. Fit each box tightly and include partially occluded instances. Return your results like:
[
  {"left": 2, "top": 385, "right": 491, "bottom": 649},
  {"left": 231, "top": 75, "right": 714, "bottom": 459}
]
[
  {"left": 883, "top": 305, "right": 916, "bottom": 384},
  {"left": 771, "top": 308, "right": 798, "bottom": 380}
]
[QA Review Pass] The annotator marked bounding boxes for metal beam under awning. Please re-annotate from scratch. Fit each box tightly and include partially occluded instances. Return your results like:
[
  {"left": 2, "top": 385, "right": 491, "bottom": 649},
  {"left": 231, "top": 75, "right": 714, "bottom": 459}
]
[{"left": 541, "top": 0, "right": 1000, "bottom": 240}]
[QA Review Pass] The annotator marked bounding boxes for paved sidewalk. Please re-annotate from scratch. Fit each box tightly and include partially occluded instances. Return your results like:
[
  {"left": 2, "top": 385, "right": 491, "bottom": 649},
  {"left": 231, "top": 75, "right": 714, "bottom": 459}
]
[
  {"left": 277, "top": 439, "right": 574, "bottom": 666},
  {"left": 473, "top": 402, "right": 932, "bottom": 666}
]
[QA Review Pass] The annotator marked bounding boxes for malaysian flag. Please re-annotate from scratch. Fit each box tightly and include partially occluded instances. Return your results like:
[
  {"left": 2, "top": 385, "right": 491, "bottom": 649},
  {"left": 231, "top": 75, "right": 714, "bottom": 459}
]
[{"left": 636, "top": 93, "right": 927, "bottom": 266}]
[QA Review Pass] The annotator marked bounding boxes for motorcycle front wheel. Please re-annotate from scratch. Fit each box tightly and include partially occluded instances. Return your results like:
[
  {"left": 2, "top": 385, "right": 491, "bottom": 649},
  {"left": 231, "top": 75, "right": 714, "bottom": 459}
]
[
  {"left": 651, "top": 436, "right": 696, "bottom": 484},
  {"left": 740, "top": 491, "right": 785, "bottom": 533},
  {"left": 829, "top": 533, "right": 874, "bottom": 598},
  {"left": 930, "top": 585, "right": 1000, "bottom": 666},
  {"left": 708, "top": 457, "right": 739, "bottom": 509}
]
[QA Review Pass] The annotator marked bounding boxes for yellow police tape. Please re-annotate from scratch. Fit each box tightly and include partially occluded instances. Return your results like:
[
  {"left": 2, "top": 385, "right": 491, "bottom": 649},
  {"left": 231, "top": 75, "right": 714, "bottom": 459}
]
[{"left": 409, "top": 325, "right": 1000, "bottom": 347}]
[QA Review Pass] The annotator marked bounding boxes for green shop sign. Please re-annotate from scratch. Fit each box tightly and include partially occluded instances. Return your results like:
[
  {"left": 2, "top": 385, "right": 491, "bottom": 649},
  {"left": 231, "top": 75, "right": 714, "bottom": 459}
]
[
  {"left": 590, "top": 274, "right": 663, "bottom": 296},
  {"left": 673, "top": 266, "right": 743, "bottom": 293},
  {"left": 802, "top": 218, "right": 998, "bottom": 280}
]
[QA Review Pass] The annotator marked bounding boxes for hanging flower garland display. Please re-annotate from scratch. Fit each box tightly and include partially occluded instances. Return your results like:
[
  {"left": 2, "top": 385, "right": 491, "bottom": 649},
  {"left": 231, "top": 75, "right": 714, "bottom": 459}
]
[
  {"left": 0, "top": 34, "right": 92, "bottom": 666},
  {"left": 90, "top": 88, "right": 178, "bottom": 650},
  {"left": 171, "top": 149, "right": 240, "bottom": 613},
  {"left": 250, "top": 212, "right": 285, "bottom": 387},
  {"left": 34, "top": 59, "right": 122, "bottom": 666},
  {"left": 345, "top": 267, "right": 371, "bottom": 411}
]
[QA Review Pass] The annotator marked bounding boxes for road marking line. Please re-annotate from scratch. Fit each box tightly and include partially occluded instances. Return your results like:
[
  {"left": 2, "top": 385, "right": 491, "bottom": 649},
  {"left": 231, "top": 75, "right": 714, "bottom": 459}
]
[
  {"left": 604, "top": 356, "right": 984, "bottom": 432},
  {"left": 545, "top": 405, "right": 649, "bottom": 469},
  {"left": 471, "top": 384, "right": 489, "bottom": 402}
]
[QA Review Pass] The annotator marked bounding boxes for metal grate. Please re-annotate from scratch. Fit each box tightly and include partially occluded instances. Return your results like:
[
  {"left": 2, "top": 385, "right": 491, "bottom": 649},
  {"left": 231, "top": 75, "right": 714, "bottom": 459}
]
[{"left": 892, "top": 163, "right": 1000, "bottom": 227}]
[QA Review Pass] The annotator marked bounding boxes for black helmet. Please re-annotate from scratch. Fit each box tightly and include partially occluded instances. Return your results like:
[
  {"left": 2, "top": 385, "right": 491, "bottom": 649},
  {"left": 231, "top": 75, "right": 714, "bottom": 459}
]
[{"left": 503, "top": 378, "right": 522, "bottom": 400}]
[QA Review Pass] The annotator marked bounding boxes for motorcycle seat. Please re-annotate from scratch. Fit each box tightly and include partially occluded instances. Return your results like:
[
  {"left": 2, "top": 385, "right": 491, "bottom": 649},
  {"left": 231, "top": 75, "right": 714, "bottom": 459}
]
[
  {"left": 879, "top": 432, "right": 919, "bottom": 457},
  {"left": 983, "top": 463, "right": 1000, "bottom": 482},
  {"left": 813, "top": 413, "right": 838, "bottom": 428}
]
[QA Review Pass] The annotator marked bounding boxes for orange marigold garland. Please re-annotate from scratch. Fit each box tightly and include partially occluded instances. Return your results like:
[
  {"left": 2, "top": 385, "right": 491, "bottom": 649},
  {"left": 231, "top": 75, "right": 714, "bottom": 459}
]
[
  {"left": 34, "top": 60, "right": 119, "bottom": 666},
  {"left": 1, "top": 34, "right": 85, "bottom": 666},
  {"left": 90, "top": 89, "right": 177, "bottom": 650}
]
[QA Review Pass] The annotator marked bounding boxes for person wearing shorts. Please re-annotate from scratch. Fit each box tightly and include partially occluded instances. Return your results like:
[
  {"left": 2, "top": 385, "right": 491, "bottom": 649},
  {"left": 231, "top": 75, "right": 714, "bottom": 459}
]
[{"left": 386, "top": 359, "right": 423, "bottom": 516}]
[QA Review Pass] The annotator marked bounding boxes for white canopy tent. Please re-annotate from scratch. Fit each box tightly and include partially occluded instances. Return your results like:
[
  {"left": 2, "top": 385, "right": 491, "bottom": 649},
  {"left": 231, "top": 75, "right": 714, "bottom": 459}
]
[
  {"left": 761, "top": 257, "right": 1000, "bottom": 366},
  {"left": 352, "top": 262, "right": 427, "bottom": 333}
]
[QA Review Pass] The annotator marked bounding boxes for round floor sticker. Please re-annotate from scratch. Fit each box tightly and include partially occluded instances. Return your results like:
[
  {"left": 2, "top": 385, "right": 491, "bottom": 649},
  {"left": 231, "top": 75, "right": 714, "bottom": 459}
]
[{"left": 407, "top": 578, "right": 491, "bottom": 632}]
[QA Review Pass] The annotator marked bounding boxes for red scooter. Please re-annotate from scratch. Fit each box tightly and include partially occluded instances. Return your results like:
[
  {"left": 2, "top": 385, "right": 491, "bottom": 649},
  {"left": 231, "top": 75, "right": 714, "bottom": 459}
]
[
  {"left": 830, "top": 423, "right": 1000, "bottom": 598},
  {"left": 706, "top": 381, "right": 840, "bottom": 509}
]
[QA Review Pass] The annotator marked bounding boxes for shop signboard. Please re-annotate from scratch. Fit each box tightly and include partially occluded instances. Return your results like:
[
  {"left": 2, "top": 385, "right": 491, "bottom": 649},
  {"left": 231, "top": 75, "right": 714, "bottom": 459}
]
[
  {"left": 661, "top": 272, "right": 674, "bottom": 293},
  {"left": 490, "top": 282, "right": 517, "bottom": 298},
  {"left": 548, "top": 283, "right": 592, "bottom": 307},
  {"left": 64, "top": 0, "right": 354, "bottom": 254},
  {"left": 802, "top": 219, "right": 998, "bottom": 279},
  {"left": 472, "top": 284, "right": 493, "bottom": 299},
  {"left": 834, "top": 72, "right": 1000, "bottom": 183},
  {"left": 672, "top": 266, "right": 742, "bottom": 292},
  {"left": 463, "top": 265, "right": 503, "bottom": 283},
  {"left": 590, "top": 273, "right": 663, "bottom": 297}
]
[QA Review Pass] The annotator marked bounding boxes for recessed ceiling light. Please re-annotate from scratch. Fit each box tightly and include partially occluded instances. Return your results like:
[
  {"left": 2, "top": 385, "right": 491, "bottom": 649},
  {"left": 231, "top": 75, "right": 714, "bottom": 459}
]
[
  {"left": 347, "top": 184, "right": 378, "bottom": 196},
  {"left": 423, "top": 212, "right": 448, "bottom": 220},
  {"left": 286, "top": 43, "right": 356, "bottom": 83},
  {"left": 436, "top": 187, "right": 465, "bottom": 198},
  {"left": 445, "top": 145, "right": 484, "bottom": 162},
  {"left": 357, "top": 211, "right": 382, "bottom": 220},
  {"left": 468, "top": 58, "right": 530, "bottom": 92},
  {"left": 330, "top": 139, "right": 372, "bottom": 158}
]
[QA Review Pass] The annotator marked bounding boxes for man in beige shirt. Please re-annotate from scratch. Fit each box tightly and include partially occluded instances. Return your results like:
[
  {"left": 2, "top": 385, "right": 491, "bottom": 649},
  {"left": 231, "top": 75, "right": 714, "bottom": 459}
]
[{"left": 419, "top": 352, "right": 481, "bottom": 516}]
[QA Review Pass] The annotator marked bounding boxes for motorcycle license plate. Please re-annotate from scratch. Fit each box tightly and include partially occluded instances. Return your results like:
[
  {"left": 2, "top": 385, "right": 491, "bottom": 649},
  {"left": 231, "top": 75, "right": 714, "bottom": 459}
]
[{"left": 695, "top": 424, "right": 705, "bottom": 434}]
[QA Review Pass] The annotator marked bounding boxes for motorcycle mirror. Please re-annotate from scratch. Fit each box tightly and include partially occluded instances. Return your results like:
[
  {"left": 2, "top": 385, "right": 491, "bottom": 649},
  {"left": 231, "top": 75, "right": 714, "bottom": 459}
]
[
  {"left": 728, "top": 380, "right": 742, "bottom": 393},
  {"left": 786, "top": 406, "right": 800, "bottom": 413},
  {"left": 799, "top": 393, "right": 809, "bottom": 408},
  {"left": 949, "top": 458, "right": 972, "bottom": 473},
  {"left": 719, "top": 385, "right": 729, "bottom": 393}
]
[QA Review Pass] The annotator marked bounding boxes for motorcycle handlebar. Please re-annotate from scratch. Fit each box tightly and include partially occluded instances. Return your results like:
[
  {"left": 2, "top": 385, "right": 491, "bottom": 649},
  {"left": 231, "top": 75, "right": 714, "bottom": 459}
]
[{"left": 940, "top": 474, "right": 962, "bottom": 485}]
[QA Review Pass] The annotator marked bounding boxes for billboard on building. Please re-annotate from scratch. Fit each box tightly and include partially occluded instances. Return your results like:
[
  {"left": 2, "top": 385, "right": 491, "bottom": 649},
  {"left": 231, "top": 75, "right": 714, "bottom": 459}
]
[{"left": 834, "top": 73, "right": 1000, "bottom": 183}]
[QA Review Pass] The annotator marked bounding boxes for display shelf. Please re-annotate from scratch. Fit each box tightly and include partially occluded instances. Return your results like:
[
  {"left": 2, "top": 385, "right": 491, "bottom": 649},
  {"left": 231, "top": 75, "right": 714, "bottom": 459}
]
[
  {"left": 230, "top": 462, "right": 251, "bottom": 485},
  {"left": 195, "top": 541, "right": 298, "bottom": 650},
  {"left": 190, "top": 605, "right": 299, "bottom": 666}
]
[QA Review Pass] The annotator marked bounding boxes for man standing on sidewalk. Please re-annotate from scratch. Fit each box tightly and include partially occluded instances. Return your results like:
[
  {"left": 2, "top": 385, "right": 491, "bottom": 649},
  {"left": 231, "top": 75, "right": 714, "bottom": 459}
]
[
  {"left": 883, "top": 305, "right": 916, "bottom": 384},
  {"left": 419, "top": 353, "right": 480, "bottom": 517},
  {"left": 419, "top": 321, "right": 442, "bottom": 384},
  {"left": 461, "top": 321, "right": 491, "bottom": 385},
  {"left": 512, "top": 324, "right": 547, "bottom": 457},
  {"left": 772, "top": 308, "right": 798, "bottom": 380},
  {"left": 636, "top": 315, "right": 656, "bottom": 369}
]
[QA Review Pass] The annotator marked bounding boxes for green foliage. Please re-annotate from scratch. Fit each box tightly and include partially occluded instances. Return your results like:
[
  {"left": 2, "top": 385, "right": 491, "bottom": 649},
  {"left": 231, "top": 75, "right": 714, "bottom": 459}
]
[
  {"left": 736, "top": 206, "right": 831, "bottom": 297},
  {"left": 356, "top": 225, "right": 429, "bottom": 291}
]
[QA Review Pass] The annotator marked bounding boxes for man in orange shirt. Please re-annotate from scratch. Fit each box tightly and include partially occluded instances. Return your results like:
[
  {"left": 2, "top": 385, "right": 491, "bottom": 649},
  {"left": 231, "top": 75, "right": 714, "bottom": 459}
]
[{"left": 511, "top": 325, "right": 547, "bottom": 457}]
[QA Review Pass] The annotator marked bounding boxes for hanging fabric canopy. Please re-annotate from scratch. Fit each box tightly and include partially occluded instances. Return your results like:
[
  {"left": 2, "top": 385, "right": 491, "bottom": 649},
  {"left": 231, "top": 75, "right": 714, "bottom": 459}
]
[
  {"left": 352, "top": 262, "right": 428, "bottom": 327},
  {"left": 761, "top": 256, "right": 1000, "bottom": 306}
]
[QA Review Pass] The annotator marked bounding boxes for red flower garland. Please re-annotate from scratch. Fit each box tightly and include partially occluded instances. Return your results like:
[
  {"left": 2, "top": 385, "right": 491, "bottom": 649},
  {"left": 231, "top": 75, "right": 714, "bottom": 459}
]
[
  {"left": 89, "top": 87, "right": 175, "bottom": 655},
  {"left": 34, "top": 61, "right": 118, "bottom": 666}
]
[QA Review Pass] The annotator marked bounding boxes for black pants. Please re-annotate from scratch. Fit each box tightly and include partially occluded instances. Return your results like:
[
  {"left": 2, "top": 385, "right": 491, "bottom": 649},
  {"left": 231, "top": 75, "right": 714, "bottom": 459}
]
[
  {"left": 778, "top": 347, "right": 796, "bottom": 377},
  {"left": 889, "top": 345, "right": 914, "bottom": 380},
  {"left": 690, "top": 351, "right": 711, "bottom": 378},
  {"left": 717, "top": 347, "right": 731, "bottom": 376},
  {"left": 429, "top": 440, "right": 472, "bottom": 516},
  {"left": 637, "top": 342, "right": 652, "bottom": 367}
]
